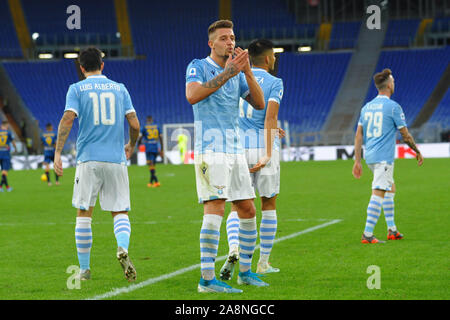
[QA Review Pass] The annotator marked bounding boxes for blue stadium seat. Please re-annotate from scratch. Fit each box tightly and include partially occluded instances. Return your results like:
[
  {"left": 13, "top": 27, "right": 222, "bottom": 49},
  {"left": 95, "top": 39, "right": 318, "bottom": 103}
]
[{"left": 0, "top": 0, "right": 23, "bottom": 58}]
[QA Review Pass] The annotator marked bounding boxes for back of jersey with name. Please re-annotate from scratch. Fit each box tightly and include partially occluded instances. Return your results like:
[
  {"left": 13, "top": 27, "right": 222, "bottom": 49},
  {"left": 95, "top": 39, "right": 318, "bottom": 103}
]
[
  {"left": 239, "top": 68, "right": 283, "bottom": 149},
  {"left": 65, "top": 75, "right": 135, "bottom": 164},
  {"left": 358, "top": 95, "right": 406, "bottom": 164}
]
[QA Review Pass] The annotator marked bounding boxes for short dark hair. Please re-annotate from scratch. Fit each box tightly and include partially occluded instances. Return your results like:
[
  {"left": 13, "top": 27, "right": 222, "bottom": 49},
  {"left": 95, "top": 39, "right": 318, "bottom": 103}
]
[
  {"left": 46, "top": 123, "right": 52, "bottom": 128},
  {"left": 208, "top": 20, "right": 233, "bottom": 39},
  {"left": 79, "top": 47, "right": 103, "bottom": 72},
  {"left": 373, "top": 68, "right": 392, "bottom": 90},
  {"left": 248, "top": 39, "right": 274, "bottom": 65}
]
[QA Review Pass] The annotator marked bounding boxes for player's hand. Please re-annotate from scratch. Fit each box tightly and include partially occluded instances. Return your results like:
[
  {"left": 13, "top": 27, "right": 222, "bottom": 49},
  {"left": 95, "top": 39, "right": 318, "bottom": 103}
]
[
  {"left": 250, "top": 155, "right": 271, "bottom": 173},
  {"left": 125, "top": 143, "right": 134, "bottom": 160},
  {"left": 225, "top": 49, "right": 248, "bottom": 78},
  {"left": 160, "top": 150, "right": 164, "bottom": 158},
  {"left": 352, "top": 161, "right": 362, "bottom": 179},
  {"left": 277, "top": 127, "right": 286, "bottom": 139},
  {"left": 416, "top": 153, "right": 424, "bottom": 166},
  {"left": 235, "top": 47, "right": 251, "bottom": 74},
  {"left": 54, "top": 153, "right": 63, "bottom": 176}
]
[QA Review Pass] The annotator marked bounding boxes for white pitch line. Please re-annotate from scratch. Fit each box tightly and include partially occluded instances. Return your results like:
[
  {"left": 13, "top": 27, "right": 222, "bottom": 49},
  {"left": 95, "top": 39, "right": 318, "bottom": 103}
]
[{"left": 86, "top": 219, "right": 342, "bottom": 300}]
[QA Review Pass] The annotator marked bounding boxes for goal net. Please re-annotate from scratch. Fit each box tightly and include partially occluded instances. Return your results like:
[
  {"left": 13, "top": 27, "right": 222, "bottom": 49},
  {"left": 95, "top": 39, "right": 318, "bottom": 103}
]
[{"left": 162, "top": 123, "right": 195, "bottom": 164}]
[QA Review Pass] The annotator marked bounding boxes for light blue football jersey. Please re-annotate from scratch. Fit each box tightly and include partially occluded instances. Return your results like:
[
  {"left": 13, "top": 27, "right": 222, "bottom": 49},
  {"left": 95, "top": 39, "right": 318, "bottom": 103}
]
[
  {"left": 65, "top": 75, "right": 136, "bottom": 164},
  {"left": 358, "top": 95, "right": 407, "bottom": 164},
  {"left": 238, "top": 68, "right": 283, "bottom": 149},
  {"left": 186, "top": 56, "right": 250, "bottom": 154}
]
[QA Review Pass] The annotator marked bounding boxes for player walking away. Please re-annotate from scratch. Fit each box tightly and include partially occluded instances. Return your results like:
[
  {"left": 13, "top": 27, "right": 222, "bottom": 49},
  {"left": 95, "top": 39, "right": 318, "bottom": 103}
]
[
  {"left": 0, "top": 120, "right": 16, "bottom": 192},
  {"left": 353, "top": 68, "right": 423, "bottom": 244},
  {"left": 54, "top": 47, "right": 140, "bottom": 282},
  {"left": 41, "top": 123, "right": 59, "bottom": 186},
  {"left": 138, "top": 116, "right": 163, "bottom": 187},
  {"left": 221, "top": 39, "right": 284, "bottom": 280},
  {"left": 186, "top": 20, "right": 266, "bottom": 293}
]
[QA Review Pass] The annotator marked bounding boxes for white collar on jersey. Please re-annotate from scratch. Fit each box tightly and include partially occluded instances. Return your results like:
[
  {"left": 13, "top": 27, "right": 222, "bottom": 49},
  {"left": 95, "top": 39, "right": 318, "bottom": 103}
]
[
  {"left": 87, "top": 75, "right": 107, "bottom": 79},
  {"left": 206, "top": 56, "right": 222, "bottom": 69},
  {"left": 376, "top": 94, "right": 390, "bottom": 99},
  {"left": 251, "top": 67, "right": 266, "bottom": 72}
]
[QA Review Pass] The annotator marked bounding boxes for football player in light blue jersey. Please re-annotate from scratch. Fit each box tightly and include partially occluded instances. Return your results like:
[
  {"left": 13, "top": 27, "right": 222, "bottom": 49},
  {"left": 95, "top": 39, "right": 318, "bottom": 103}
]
[
  {"left": 0, "top": 120, "right": 16, "bottom": 192},
  {"left": 40, "top": 123, "right": 59, "bottom": 186},
  {"left": 186, "top": 20, "right": 266, "bottom": 293},
  {"left": 221, "top": 39, "right": 284, "bottom": 280},
  {"left": 54, "top": 47, "right": 141, "bottom": 282},
  {"left": 353, "top": 68, "right": 423, "bottom": 244}
]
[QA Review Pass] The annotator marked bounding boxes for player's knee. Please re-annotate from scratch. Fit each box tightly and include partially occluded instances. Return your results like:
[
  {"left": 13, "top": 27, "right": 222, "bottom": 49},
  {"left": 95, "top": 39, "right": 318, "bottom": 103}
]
[
  {"left": 261, "top": 196, "right": 277, "bottom": 211},
  {"left": 235, "top": 200, "right": 256, "bottom": 219}
]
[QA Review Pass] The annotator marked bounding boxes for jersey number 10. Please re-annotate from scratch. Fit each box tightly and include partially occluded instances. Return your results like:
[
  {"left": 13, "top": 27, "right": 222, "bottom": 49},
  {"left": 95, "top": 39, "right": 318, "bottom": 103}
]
[
  {"left": 89, "top": 92, "right": 116, "bottom": 126},
  {"left": 364, "top": 111, "right": 383, "bottom": 138}
]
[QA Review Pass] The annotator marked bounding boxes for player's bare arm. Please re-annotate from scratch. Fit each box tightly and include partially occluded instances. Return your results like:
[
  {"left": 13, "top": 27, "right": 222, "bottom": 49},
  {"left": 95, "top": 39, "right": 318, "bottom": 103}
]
[
  {"left": 125, "top": 112, "right": 140, "bottom": 160},
  {"left": 185, "top": 50, "right": 248, "bottom": 105},
  {"left": 399, "top": 127, "right": 423, "bottom": 166},
  {"left": 54, "top": 110, "right": 76, "bottom": 176},
  {"left": 159, "top": 133, "right": 164, "bottom": 158},
  {"left": 352, "top": 125, "right": 364, "bottom": 179},
  {"left": 250, "top": 101, "right": 279, "bottom": 173}
]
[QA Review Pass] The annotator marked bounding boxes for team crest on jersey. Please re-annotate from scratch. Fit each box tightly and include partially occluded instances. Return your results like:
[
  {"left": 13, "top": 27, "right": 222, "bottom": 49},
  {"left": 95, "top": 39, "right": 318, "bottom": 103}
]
[{"left": 189, "top": 67, "right": 196, "bottom": 76}]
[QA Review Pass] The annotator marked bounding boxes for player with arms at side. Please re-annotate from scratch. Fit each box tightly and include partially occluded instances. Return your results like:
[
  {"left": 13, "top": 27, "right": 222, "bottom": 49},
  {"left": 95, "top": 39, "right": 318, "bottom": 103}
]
[
  {"left": 0, "top": 120, "right": 16, "bottom": 192},
  {"left": 353, "top": 68, "right": 423, "bottom": 243},
  {"left": 221, "top": 39, "right": 284, "bottom": 280},
  {"left": 138, "top": 115, "right": 163, "bottom": 187},
  {"left": 54, "top": 47, "right": 140, "bottom": 281},
  {"left": 41, "top": 123, "right": 59, "bottom": 186},
  {"left": 186, "top": 20, "right": 266, "bottom": 293}
]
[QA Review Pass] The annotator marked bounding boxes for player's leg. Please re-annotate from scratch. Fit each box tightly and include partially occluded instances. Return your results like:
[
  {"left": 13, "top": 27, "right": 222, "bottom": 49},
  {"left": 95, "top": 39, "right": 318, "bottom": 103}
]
[
  {"left": 0, "top": 159, "right": 6, "bottom": 190},
  {"left": 112, "top": 211, "right": 136, "bottom": 282},
  {"left": 362, "top": 163, "right": 387, "bottom": 244},
  {"left": 1, "top": 159, "right": 12, "bottom": 191},
  {"left": 99, "top": 162, "right": 136, "bottom": 282},
  {"left": 383, "top": 181, "right": 403, "bottom": 239},
  {"left": 75, "top": 207, "right": 94, "bottom": 280},
  {"left": 257, "top": 195, "right": 280, "bottom": 274},
  {"left": 72, "top": 162, "right": 101, "bottom": 279},
  {"left": 151, "top": 152, "right": 160, "bottom": 186},
  {"left": 226, "top": 204, "right": 239, "bottom": 257},
  {"left": 198, "top": 199, "right": 242, "bottom": 293},
  {"left": 234, "top": 199, "right": 268, "bottom": 287},
  {"left": 253, "top": 149, "right": 280, "bottom": 273},
  {"left": 43, "top": 161, "right": 51, "bottom": 186},
  {"left": 219, "top": 203, "right": 239, "bottom": 281},
  {"left": 195, "top": 153, "right": 242, "bottom": 293}
]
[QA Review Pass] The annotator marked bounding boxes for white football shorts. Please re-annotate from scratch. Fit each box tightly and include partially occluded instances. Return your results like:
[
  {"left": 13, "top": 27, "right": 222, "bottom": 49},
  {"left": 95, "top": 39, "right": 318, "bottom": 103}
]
[
  {"left": 245, "top": 148, "right": 280, "bottom": 198},
  {"left": 194, "top": 152, "right": 255, "bottom": 203},
  {"left": 72, "top": 161, "right": 131, "bottom": 212},
  {"left": 368, "top": 162, "right": 394, "bottom": 191}
]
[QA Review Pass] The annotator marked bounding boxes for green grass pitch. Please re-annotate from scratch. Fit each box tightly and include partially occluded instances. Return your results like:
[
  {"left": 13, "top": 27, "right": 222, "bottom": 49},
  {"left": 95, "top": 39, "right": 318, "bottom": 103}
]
[{"left": 0, "top": 158, "right": 448, "bottom": 300}]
